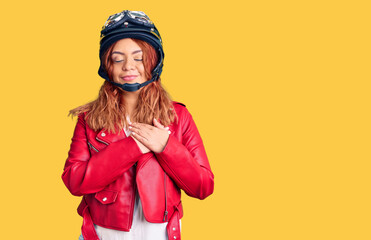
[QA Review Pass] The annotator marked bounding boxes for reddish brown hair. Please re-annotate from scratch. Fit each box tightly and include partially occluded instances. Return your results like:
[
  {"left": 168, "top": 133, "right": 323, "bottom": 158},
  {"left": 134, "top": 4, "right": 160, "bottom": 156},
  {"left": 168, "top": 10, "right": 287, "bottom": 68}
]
[{"left": 68, "top": 38, "right": 177, "bottom": 134}]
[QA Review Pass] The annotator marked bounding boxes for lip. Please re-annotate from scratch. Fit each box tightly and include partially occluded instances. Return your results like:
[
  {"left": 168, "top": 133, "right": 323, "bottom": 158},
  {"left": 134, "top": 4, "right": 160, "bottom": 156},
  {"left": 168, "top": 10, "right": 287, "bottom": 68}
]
[{"left": 121, "top": 75, "right": 138, "bottom": 81}]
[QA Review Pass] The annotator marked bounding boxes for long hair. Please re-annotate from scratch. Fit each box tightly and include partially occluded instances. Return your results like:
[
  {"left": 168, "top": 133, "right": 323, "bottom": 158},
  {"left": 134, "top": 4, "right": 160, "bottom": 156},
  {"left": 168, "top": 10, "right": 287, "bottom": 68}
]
[{"left": 68, "top": 38, "right": 177, "bottom": 134}]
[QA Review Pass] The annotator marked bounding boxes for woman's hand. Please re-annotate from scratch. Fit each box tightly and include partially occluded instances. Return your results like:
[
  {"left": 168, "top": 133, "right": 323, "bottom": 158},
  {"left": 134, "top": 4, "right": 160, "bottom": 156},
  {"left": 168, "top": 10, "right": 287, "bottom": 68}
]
[
  {"left": 129, "top": 118, "right": 171, "bottom": 153},
  {"left": 130, "top": 135, "right": 151, "bottom": 154}
]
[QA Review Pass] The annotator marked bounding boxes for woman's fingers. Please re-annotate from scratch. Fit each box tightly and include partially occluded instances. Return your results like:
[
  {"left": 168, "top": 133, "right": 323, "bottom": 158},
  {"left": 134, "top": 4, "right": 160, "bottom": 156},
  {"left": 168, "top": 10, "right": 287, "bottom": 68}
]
[
  {"left": 131, "top": 130, "right": 149, "bottom": 143},
  {"left": 128, "top": 120, "right": 171, "bottom": 153},
  {"left": 128, "top": 123, "right": 151, "bottom": 139},
  {"left": 129, "top": 123, "right": 151, "bottom": 134},
  {"left": 153, "top": 118, "right": 165, "bottom": 129},
  {"left": 153, "top": 118, "right": 170, "bottom": 134},
  {"left": 130, "top": 127, "right": 150, "bottom": 141}
]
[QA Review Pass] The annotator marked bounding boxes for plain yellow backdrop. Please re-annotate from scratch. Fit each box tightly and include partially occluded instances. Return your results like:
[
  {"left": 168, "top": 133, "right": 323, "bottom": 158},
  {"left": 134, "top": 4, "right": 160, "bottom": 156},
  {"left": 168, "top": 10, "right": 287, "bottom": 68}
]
[{"left": 0, "top": 0, "right": 370, "bottom": 239}]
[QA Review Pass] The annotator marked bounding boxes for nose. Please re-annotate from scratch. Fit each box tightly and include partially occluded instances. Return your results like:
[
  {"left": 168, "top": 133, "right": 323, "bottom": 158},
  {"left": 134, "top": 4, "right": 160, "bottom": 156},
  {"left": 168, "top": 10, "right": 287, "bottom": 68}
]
[{"left": 122, "top": 58, "right": 135, "bottom": 71}]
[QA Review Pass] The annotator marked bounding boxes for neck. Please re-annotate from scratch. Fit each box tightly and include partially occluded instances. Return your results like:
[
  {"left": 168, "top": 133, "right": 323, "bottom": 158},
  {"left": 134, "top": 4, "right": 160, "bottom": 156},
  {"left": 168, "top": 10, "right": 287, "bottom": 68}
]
[{"left": 121, "top": 90, "right": 140, "bottom": 118}]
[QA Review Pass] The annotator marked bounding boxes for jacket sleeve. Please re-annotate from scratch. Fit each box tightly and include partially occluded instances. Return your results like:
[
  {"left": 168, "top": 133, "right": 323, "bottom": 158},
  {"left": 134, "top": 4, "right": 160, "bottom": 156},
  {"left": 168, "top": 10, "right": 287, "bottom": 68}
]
[
  {"left": 61, "top": 114, "right": 144, "bottom": 196},
  {"left": 154, "top": 107, "right": 214, "bottom": 200}
]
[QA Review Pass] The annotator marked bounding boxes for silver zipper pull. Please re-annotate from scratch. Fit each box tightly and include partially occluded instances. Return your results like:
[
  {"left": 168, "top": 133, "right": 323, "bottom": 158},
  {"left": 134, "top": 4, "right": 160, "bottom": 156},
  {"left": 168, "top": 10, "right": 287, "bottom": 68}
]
[{"left": 163, "top": 210, "right": 168, "bottom": 222}]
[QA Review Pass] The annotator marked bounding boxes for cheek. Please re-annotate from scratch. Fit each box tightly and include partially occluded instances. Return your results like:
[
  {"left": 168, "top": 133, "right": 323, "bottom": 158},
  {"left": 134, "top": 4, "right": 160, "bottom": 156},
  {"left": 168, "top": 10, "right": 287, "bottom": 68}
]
[
  {"left": 138, "top": 64, "right": 146, "bottom": 77},
  {"left": 112, "top": 65, "right": 121, "bottom": 78}
]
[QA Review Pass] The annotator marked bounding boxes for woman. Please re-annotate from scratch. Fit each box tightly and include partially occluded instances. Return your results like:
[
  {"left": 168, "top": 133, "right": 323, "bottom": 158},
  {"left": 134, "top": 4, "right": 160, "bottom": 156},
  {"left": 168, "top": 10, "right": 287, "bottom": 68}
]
[{"left": 62, "top": 10, "right": 214, "bottom": 240}]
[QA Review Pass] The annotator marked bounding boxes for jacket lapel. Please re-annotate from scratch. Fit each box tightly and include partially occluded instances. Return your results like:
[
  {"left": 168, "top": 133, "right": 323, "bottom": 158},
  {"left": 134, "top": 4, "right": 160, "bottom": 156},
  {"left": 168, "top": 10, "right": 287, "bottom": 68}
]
[{"left": 95, "top": 127, "right": 128, "bottom": 145}]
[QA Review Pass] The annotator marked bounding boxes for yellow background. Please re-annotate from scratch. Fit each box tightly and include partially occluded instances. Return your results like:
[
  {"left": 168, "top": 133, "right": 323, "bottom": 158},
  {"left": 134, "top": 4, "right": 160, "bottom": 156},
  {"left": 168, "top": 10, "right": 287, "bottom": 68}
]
[{"left": 0, "top": 0, "right": 370, "bottom": 239}]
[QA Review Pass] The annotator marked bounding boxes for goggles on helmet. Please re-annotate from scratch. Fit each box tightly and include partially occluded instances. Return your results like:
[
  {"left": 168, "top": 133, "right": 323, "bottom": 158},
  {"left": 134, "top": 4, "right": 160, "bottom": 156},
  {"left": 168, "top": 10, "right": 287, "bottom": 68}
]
[{"left": 101, "top": 11, "right": 154, "bottom": 36}]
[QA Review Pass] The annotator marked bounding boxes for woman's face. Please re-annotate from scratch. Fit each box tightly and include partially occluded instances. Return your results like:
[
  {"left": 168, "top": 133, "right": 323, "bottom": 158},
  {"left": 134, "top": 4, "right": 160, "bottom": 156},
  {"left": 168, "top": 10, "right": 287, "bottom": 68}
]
[{"left": 110, "top": 38, "right": 147, "bottom": 86}]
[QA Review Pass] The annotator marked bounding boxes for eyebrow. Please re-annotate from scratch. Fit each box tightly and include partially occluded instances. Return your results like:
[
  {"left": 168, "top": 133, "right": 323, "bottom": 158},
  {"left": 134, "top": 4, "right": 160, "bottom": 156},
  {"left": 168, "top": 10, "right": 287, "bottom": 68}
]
[{"left": 111, "top": 50, "right": 142, "bottom": 55}]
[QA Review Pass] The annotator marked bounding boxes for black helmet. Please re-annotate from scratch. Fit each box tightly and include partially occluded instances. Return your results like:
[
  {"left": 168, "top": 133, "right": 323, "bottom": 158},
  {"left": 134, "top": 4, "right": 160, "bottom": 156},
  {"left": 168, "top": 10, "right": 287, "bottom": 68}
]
[{"left": 98, "top": 10, "right": 164, "bottom": 92}]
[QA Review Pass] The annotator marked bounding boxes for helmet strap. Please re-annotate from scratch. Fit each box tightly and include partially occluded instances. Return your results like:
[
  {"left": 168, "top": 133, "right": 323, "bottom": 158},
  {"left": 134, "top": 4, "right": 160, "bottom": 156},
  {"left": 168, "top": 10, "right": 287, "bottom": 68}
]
[{"left": 106, "top": 75, "right": 157, "bottom": 92}]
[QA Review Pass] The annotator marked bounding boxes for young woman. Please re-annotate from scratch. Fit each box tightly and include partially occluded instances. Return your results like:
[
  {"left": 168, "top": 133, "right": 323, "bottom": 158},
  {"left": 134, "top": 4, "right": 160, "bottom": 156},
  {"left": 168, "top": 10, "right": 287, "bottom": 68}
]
[{"left": 61, "top": 10, "right": 214, "bottom": 240}]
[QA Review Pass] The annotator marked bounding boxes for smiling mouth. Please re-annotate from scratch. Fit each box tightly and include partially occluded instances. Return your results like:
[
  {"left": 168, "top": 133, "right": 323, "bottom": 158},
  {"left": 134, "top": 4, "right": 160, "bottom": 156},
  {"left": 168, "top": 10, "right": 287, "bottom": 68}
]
[{"left": 121, "top": 75, "right": 138, "bottom": 81}]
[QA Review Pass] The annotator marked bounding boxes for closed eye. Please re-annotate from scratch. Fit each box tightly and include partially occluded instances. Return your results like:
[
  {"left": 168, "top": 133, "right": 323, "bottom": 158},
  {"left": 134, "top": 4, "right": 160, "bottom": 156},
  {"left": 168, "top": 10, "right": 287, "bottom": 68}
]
[{"left": 113, "top": 59, "right": 142, "bottom": 63}]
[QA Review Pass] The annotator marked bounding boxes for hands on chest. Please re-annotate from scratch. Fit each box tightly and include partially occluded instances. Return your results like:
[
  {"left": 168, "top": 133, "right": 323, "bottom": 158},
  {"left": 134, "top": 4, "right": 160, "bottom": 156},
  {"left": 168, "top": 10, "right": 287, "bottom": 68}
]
[{"left": 129, "top": 118, "right": 171, "bottom": 154}]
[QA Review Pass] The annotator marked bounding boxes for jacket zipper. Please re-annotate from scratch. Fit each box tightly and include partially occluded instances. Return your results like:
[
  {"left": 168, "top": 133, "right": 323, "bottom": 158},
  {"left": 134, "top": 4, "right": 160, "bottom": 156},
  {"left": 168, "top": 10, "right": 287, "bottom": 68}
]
[
  {"left": 87, "top": 142, "right": 99, "bottom": 152},
  {"left": 163, "top": 172, "right": 168, "bottom": 222},
  {"left": 128, "top": 172, "right": 137, "bottom": 229},
  {"left": 95, "top": 136, "right": 109, "bottom": 145}
]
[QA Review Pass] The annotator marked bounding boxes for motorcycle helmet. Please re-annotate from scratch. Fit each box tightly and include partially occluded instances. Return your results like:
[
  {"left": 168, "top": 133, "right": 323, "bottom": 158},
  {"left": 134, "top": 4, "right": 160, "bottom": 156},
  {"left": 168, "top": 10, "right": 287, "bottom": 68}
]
[{"left": 98, "top": 10, "right": 164, "bottom": 92}]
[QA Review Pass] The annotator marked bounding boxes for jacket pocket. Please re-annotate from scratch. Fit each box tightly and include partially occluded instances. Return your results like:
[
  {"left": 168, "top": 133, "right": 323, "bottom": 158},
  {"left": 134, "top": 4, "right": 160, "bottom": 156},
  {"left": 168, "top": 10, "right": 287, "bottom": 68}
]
[{"left": 95, "top": 189, "right": 118, "bottom": 204}]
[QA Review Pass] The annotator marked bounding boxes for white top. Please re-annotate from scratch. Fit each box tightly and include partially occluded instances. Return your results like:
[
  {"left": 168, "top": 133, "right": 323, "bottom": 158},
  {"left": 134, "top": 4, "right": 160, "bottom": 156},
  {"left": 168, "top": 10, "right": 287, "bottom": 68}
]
[
  {"left": 87, "top": 118, "right": 181, "bottom": 240},
  {"left": 93, "top": 189, "right": 176, "bottom": 240}
]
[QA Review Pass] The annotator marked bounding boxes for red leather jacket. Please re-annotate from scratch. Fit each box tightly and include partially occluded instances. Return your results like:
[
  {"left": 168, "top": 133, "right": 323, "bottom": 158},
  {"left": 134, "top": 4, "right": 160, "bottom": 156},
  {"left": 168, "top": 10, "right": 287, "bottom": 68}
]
[{"left": 61, "top": 101, "right": 214, "bottom": 240}]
